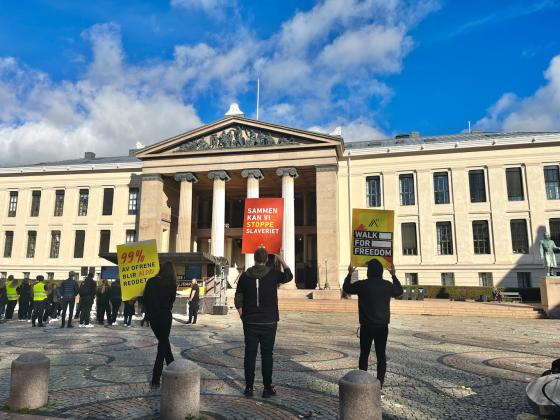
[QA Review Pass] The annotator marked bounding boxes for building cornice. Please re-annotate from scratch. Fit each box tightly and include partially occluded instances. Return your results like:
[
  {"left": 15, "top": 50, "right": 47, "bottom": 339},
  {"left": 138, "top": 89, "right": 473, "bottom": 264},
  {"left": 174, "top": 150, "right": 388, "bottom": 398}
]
[{"left": 0, "top": 162, "right": 143, "bottom": 175}]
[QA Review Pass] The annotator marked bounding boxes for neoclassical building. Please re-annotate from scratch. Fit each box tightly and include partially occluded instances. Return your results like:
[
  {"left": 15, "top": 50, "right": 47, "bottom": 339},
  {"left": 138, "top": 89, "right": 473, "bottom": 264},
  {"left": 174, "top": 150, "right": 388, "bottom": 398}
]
[{"left": 1, "top": 110, "right": 560, "bottom": 289}]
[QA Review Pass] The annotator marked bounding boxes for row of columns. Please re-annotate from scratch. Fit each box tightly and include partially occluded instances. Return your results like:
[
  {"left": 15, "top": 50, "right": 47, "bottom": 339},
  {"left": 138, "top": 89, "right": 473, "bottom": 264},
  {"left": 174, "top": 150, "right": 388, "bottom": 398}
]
[{"left": 174, "top": 168, "right": 299, "bottom": 276}]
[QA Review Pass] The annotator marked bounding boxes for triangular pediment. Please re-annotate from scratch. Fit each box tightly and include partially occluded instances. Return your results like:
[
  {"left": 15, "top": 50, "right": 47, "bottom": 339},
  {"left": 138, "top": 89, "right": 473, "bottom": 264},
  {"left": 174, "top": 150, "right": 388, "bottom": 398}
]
[{"left": 135, "top": 116, "right": 343, "bottom": 159}]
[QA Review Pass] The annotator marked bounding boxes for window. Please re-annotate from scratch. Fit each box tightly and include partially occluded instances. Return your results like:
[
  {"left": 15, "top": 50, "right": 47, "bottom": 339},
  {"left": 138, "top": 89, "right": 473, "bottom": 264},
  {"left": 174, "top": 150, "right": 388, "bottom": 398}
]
[
  {"left": 401, "top": 223, "right": 418, "bottom": 255},
  {"left": 47, "top": 272, "right": 54, "bottom": 281},
  {"left": 74, "top": 230, "right": 85, "bottom": 258},
  {"left": 54, "top": 189, "right": 65, "bottom": 216},
  {"left": 441, "top": 273, "right": 455, "bottom": 286},
  {"left": 26, "top": 231, "right": 37, "bottom": 258},
  {"left": 433, "top": 172, "right": 450, "bottom": 204},
  {"left": 3, "top": 231, "right": 14, "bottom": 258},
  {"left": 479, "top": 272, "right": 493, "bottom": 287},
  {"left": 78, "top": 189, "right": 89, "bottom": 216},
  {"left": 544, "top": 166, "right": 560, "bottom": 200},
  {"left": 49, "top": 231, "right": 61, "bottom": 258},
  {"left": 550, "top": 219, "right": 560, "bottom": 245},
  {"left": 510, "top": 219, "right": 529, "bottom": 254},
  {"left": 30, "top": 190, "right": 41, "bottom": 217},
  {"left": 0, "top": 272, "right": 6, "bottom": 280},
  {"left": 517, "top": 272, "right": 531, "bottom": 288},
  {"left": 469, "top": 170, "right": 486, "bottom": 203},
  {"left": 405, "top": 273, "right": 418, "bottom": 285},
  {"left": 128, "top": 187, "right": 139, "bottom": 215},
  {"left": 472, "top": 220, "right": 491, "bottom": 254},
  {"left": 366, "top": 176, "right": 381, "bottom": 207},
  {"left": 506, "top": 167, "right": 524, "bottom": 201},
  {"left": 102, "top": 188, "right": 114, "bottom": 215},
  {"left": 399, "top": 174, "right": 415, "bottom": 206},
  {"left": 8, "top": 191, "right": 18, "bottom": 217},
  {"left": 126, "top": 229, "right": 137, "bottom": 244},
  {"left": 436, "top": 222, "right": 453, "bottom": 255},
  {"left": 80, "top": 266, "right": 89, "bottom": 276},
  {"left": 99, "top": 230, "right": 111, "bottom": 254}
]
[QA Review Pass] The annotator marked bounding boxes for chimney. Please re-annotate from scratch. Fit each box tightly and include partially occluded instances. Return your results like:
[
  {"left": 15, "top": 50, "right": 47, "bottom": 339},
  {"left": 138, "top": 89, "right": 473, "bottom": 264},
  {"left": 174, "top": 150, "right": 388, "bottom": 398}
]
[
  {"left": 129, "top": 149, "right": 137, "bottom": 157},
  {"left": 84, "top": 152, "right": 96, "bottom": 160}
]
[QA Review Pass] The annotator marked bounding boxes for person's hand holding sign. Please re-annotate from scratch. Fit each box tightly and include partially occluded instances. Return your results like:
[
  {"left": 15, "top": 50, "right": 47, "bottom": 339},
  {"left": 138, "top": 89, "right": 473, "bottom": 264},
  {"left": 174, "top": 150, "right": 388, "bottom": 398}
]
[
  {"left": 274, "top": 252, "right": 289, "bottom": 270},
  {"left": 347, "top": 264, "right": 355, "bottom": 274},
  {"left": 387, "top": 263, "right": 396, "bottom": 277}
]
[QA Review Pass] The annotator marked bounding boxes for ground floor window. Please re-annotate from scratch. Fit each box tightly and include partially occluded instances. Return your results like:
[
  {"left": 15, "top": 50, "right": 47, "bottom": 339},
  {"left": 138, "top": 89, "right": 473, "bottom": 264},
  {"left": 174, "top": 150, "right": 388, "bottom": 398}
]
[
  {"left": 405, "top": 273, "right": 418, "bottom": 285},
  {"left": 517, "top": 272, "right": 531, "bottom": 288},
  {"left": 478, "top": 272, "right": 493, "bottom": 287},
  {"left": 441, "top": 272, "right": 455, "bottom": 286}
]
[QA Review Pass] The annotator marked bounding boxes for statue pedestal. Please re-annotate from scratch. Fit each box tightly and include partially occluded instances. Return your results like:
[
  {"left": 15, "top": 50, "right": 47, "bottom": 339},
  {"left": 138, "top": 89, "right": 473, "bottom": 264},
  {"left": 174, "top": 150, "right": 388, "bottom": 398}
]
[{"left": 540, "top": 276, "right": 560, "bottom": 319}]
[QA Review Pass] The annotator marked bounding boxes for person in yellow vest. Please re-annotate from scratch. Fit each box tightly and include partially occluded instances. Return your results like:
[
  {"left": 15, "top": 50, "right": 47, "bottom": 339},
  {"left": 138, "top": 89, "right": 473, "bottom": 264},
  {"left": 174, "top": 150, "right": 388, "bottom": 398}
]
[
  {"left": 31, "top": 275, "right": 48, "bottom": 328},
  {"left": 5, "top": 275, "right": 19, "bottom": 320}
]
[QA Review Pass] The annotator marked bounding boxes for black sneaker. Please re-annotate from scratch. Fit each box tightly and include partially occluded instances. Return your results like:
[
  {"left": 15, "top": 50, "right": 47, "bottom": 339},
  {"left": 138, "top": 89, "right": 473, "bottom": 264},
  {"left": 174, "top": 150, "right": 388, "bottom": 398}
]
[
  {"left": 67, "top": 324, "right": 74, "bottom": 328},
  {"left": 262, "top": 386, "right": 276, "bottom": 398},
  {"left": 243, "top": 386, "right": 254, "bottom": 397},
  {"left": 60, "top": 324, "right": 65, "bottom": 328}
]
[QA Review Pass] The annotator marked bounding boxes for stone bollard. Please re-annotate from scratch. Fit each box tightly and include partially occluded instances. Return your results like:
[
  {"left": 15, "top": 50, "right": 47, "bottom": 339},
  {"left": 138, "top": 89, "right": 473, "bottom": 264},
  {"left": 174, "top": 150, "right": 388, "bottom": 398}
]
[
  {"left": 9, "top": 352, "right": 50, "bottom": 411},
  {"left": 160, "top": 359, "right": 200, "bottom": 420},
  {"left": 339, "top": 370, "right": 382, "bottom": 420}
]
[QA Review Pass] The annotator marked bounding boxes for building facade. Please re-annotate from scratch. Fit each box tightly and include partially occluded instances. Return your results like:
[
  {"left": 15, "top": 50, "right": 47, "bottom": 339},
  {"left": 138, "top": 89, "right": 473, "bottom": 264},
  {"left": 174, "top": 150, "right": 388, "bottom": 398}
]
[{"left": 1, "top": 114, "right": 559, "bottom": 289}]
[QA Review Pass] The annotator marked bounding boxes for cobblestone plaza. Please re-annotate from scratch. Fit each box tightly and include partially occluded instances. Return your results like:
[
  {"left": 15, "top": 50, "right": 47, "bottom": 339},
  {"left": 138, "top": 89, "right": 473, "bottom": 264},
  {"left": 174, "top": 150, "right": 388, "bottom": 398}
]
[{"left": 0, "top": 312, "right": 558, "bottom": 419}]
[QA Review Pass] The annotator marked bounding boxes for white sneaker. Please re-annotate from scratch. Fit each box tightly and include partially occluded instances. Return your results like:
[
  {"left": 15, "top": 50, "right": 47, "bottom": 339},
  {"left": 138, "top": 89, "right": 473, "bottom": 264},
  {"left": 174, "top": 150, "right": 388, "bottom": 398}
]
[
  {"left": 79, "top": 324, "right": 84, "bottom": 328},
  {"left": 85, "top": 324, "right": 94, "bottom": 328}
]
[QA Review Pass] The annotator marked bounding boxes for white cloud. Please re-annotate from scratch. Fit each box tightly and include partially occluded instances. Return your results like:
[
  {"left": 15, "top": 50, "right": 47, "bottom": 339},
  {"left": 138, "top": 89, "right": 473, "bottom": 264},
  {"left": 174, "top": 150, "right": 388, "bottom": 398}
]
[
  {"left": 309, "top": 119, "right": 387, "bottom": 142},
  {"left": 475, "top": 54, "right": 560, "bottom": 132},
  {"left": 170, "top": 0, "right": 234, "bottom": 17}
]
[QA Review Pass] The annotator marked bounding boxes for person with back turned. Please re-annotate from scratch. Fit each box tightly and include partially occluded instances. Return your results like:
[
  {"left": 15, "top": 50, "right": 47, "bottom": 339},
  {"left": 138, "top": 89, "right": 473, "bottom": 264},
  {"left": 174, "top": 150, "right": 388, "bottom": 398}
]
[
  {"left": 186, "top": 279, "right": 200, "bottom": 325},
  {"left": 144, "top": 261, "right": 177, "bottom": 387},
  {"left": 31, "top": 275, "right": 48, "bottom": 328},
  {"left": 234, "top": 247, "right": 293, "bottom": 398},
  {"left": 59, "top": 271, "right": 79, "bottom": 328},
  {"left": 5, "top": 275, "right": 19, "bottom": 320},
  {"left": 79, "top": 269, "right": 97, "bottom": 328},
  {"left": 343, "top": 260, "right": 403, "bottom": 388}
]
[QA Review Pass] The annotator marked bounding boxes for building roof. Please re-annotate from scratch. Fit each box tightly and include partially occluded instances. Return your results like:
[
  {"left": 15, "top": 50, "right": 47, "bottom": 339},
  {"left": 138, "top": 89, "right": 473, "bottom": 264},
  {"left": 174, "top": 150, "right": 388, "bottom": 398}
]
[{"left": 25, "top": 155, "right": 141, "bottom": 167}]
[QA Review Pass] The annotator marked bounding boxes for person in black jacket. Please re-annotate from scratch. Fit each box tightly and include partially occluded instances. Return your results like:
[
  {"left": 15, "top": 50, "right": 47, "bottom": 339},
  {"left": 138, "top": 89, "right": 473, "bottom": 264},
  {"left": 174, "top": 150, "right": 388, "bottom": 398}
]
[
  {"left": 108, "top": 280, "right": 122, "bottom": 325},
  {"left": 144, "top": 261, "right": 177, "bottom": 387},
  {"left": 79, "top": 269, "right": 97, "bottom": 328},
  {"left": 17, "top": 278, "right": 32, "bottom": 320},
  {"left": 234, "top": 247, "right": 293, "bottom": 398},
  {"left": 186, "top": 279, "right": 199, "bottom": 325},
  {"left": 343, "top": 259, "right": 403, "bottom": 387},
  {"left": 59, "top": 271, "right": 79, "bottom": 328}
]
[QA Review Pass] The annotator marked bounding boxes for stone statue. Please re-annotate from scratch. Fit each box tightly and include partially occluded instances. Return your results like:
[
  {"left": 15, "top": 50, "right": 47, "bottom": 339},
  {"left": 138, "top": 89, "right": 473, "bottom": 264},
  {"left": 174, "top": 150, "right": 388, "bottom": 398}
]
[{"left": 540, "top": 232, "right": 560, "bottom": 276}]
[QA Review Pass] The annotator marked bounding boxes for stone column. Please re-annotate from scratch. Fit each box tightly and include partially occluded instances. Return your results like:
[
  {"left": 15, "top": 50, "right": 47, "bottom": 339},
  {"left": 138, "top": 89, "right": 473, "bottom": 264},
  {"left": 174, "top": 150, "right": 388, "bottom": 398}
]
[
  {"left": 208, "top": 171, "right": 230, "bottom": 257},
  {"left": 316, "top": 165, "right": 339, "bottom": 289},
  {"left": 138, "top": 174, "right": 164, "bottom": 249},
  {"left": 174, "top": 173, "right": 198, "bottom": 252},
  {"left": 277, "top": 167, "right": 298, "bottom": 287},
  {"left": 241, "top": 169, "right": 264, "bottom": 269}
]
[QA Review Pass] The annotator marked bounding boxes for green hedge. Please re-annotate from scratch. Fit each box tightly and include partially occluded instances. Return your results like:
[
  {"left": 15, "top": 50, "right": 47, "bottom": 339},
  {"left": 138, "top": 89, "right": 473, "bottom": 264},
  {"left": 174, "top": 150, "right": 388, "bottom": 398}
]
[{"left": 399, "top": 285, "right": 541, "bottom": 302}]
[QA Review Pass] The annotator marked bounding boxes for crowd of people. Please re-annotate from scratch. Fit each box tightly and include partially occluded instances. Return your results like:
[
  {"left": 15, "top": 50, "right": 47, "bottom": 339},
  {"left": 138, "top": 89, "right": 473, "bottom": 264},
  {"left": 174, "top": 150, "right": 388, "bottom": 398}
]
[
  {"left": 1, "top": 248, "right": 401, "bottom": 399},
  {"left": 0, "top": 269, "right": 156, "bottom": 328}
]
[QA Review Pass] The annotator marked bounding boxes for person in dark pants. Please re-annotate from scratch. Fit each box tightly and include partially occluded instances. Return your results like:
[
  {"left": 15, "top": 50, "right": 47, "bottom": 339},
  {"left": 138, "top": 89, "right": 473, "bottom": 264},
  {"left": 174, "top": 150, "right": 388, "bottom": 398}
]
[
  {"left": 60, "top": 271, "right": 79, "bottom": 328},
  {"left": 79, "top": 269, "right": 97, "bottom": 328},
  {"left": 31, "top": 275, "right": 47, "bottom": 327},
  {"left": 5, "top": 276, "right": 19, "bottom": 320},
  {"left": 109, "top": 280, "right": 122, "bottom": 325},
  {"left": 17, "top": 278, "right": 32, "bottom": 320},
  {"left": 343, "top": 260, "right": 403, "bottom": 388},
  {"left": 144, "top": 261, "right": 177, "bottom": 388},
  {"left": 0, "top": 278, "right": 7, "bottom": 322},
  {"left": 123, "top": 299, "right": 135, "bottom": 327},
  {"left": 186, "top": 279, "right": 200, "bottom": 324},
  {"left": 96, "top": 279, "right": 110, "bottom": 325},
  {"left": 234, "top": 247, "right": 293, "bottom": 398}
]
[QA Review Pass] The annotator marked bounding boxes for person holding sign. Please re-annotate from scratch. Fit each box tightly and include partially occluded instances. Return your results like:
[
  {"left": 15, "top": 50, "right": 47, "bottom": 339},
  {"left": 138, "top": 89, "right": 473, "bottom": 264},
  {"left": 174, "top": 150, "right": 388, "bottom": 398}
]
[
  {"left": 343, "top": 260, "right": 403, "bottom": 388},
  {"left": 143, "top": 261, "right": 177, "bottom": 388},
  {"left": 234, "top": 247, "right": 293, "bottom": 398}
]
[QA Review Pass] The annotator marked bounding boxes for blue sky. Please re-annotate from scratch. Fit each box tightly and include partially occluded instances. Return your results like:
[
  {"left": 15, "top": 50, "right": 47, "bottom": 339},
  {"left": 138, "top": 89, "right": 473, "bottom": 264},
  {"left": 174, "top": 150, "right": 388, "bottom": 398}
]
[{"left": 0, "top": 0, "right": 559, "bottom": 164}]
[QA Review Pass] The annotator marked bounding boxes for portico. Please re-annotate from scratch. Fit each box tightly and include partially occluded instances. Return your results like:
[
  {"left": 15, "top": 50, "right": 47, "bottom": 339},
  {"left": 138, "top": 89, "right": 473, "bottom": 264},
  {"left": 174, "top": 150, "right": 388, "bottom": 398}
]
[{"left": 135, "top": 115, "right": 343, "bottom": 289}]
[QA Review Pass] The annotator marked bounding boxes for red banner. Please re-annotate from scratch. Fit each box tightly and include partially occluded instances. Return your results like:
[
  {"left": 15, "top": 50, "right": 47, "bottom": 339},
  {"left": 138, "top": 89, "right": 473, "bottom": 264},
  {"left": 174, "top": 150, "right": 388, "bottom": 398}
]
[{"left": 242, "top": 198, "right": 284, "bottom": 254}]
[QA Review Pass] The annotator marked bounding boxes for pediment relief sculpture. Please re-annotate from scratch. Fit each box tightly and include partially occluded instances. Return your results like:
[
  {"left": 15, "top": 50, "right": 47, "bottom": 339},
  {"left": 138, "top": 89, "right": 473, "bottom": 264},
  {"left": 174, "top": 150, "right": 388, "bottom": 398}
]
[{"left": 173, "top": 125, "right": 301, "bottom": 153}]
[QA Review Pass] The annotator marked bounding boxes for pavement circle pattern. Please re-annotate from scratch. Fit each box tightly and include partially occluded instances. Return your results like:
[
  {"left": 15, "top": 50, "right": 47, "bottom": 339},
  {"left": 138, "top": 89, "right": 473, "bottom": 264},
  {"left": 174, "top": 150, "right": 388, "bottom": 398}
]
[{"left": 0, "top": 311, "right": 558, "bottom": 419}]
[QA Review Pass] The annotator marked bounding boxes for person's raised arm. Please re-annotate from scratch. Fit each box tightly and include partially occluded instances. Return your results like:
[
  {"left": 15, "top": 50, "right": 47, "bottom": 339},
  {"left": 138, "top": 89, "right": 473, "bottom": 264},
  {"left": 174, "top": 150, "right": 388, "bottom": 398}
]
[
  {"left": 343, "top": 264, "right": 360, "bottom": 294},
  {"left": 274, "top": 253, "right": 293, "bottom": 284},
  {"left": 388, "top": 264, "right": 403, "bottom": 297}
]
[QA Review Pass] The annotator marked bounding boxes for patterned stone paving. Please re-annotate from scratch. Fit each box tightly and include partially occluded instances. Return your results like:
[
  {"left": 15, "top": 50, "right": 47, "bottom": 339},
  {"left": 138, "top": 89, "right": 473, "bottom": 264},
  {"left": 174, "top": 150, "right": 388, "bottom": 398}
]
[{"left": 0, "top": 311, "right": 558, "bottom": 419}]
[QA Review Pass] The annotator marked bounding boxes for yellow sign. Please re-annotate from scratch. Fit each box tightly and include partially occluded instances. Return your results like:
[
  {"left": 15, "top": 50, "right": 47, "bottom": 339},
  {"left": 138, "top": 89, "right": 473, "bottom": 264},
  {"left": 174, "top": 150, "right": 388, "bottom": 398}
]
[
  {"left": 179, "top": 286, "right": 206, "bottom": 297},
  {"left": 351, "top": 209, "right": 394, "bottom": 268},
  {"left": 117, "top": 240, "right": 160, "bottom": 301}
]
